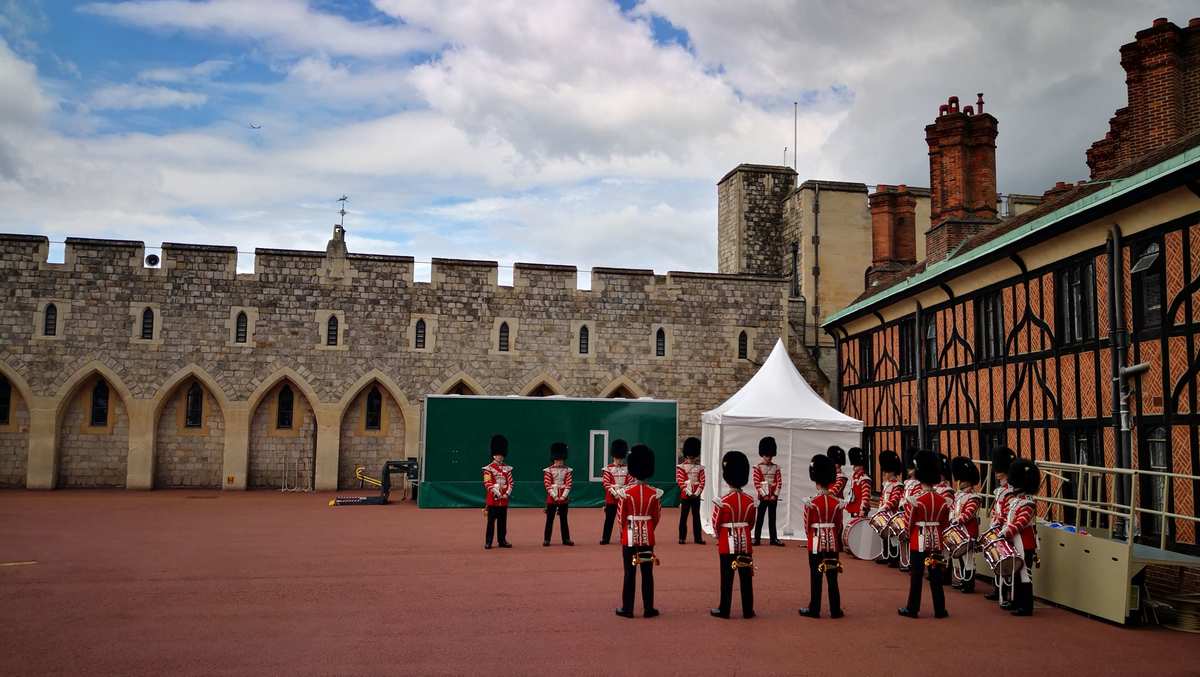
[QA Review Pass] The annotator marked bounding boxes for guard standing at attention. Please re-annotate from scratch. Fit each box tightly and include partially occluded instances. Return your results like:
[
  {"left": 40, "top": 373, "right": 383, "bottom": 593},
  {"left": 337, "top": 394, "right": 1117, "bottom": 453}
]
[
  {"left": 483, "top": 434, "right": 514, "bottom": 550},
  {"left": 897, "top": 450, "right": 951, "bottom": 619},
  {"left": 799, "top": 453, "right": 845, "bottom": 619},
  {"left": 543, "top": 441, "right": 574, "bottom": 547},
  {"left": 711, "top": 450, "right": 757, "bottom": 619},
  {"left": 616, "top": 444, "right": 662, "bottom": 619},
  {"left": 752, "top": 436, "right": 784, "bottom": 546},
  {"left": 676, "top": 437, "right": 706, "bottom": 544},
  {"left": 846, "top": 447, "right": 873, "bottom": 519},
  {"left": 600, "top": 439, "right": 633, "bottom": 544},
  {"left": 1002, "top": 458, "right": 1041, "bottom": 616}
]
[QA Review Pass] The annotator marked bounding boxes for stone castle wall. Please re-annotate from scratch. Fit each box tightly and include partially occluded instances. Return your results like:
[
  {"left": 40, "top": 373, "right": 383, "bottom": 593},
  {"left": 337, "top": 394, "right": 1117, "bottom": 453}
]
[
  {"left": 0, "top": 233, "right": 791, "bottom": 490},
  {"left": 154, "top": 382, "right": 225, "bottom": 488},
  {"left": 0, "top": 390, "right": 29, "bottom": 487}
]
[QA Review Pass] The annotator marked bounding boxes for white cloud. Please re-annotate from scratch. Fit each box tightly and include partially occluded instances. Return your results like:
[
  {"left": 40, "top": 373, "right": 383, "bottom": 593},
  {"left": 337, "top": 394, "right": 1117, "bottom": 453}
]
[
  {"left": 90, "top": 83, "right": 208, "bottom": 110},
  {"left": 81, "top": 0, "right": 441, "bottom": 58},
  {"left": 139, "top": 58, "right": 232, "bottom": 83}
]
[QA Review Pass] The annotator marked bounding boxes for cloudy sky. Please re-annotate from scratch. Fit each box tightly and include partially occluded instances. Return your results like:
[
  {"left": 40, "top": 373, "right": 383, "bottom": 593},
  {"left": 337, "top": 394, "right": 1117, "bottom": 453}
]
[{"left": 0, "top": 1, "right": 1194, "bottom": 280}]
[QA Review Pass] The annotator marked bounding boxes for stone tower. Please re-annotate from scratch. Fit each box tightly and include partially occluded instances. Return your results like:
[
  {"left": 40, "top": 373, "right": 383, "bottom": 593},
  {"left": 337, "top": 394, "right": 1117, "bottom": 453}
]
[{"left": 716, "top": 164, "right": 798, "bottom": 276}]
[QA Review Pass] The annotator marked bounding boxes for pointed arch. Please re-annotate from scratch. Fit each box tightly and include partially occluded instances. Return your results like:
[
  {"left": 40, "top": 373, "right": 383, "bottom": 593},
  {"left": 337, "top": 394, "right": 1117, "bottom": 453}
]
[
  {"left": 519, "top": 372, "right": 565, "bottom": 397},
  {"left": 0, "top": 361, "right": 34, "bottom": 410},
  {"left": 246, "top": 367, "right": 323, "bottom": 413},
  {"left": 436, "top": 371, "right": 486, "bottom": 396},
  {"left": 336, "top": 369, "right": 412, "bottom": 422},
  {"left": 150, "top": 364, "right": 231, "bottom": 419},
  {"left": 599, "top": 375, "right": 648, "bottom": 399},
  {"left": 53, "top": 361, "right": 134, "bottom": 418}
]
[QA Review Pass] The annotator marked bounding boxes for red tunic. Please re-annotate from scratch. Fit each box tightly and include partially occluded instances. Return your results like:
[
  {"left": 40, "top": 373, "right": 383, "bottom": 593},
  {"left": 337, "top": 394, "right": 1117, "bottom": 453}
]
[
  {"left": 951, "top": 490, "right": 982, "bottom": 538},
  {"left": 601, "top": 462, "right": 632, "bottom": 505},
  {"left": 752, "top": 461, "right": 782, "bottom": 501},
  {"left": 934, "top": 481, "right": 955, "bottom": 503},
  {"left": 879, "top": 479, "right": 903, "bottom": 512},
  {"left": 712, "top": 490, "right": 757, "bottom": 555},
  {"left": 904, "top": 488, "right": 951, "bottom": 552},
  {"left": 804, "top": 493, "right": 844, "bottom": 554},
  {"left": 482, "top": 461, "right": 513, "bottom": 507},
  {"left": 617, "top": 482, "right": 662, "bottom": 547},
  {"left": 991, "top": 482, "right": 1015, "bottom": 529},
  {"left": 676, "top": 461, "right": 705, "bottom": 498},
  {"left": 1002, "top": 494, "right": 1038, "bottom": 550},
  {"left": 847, "top": 468, "right": 873, "bottom": 515},
  {"left": 830, "top": 473, "right": 848, "bottom": 500},
  {"left": 543, "top": 465, "right": 573, "bottom": 504}
]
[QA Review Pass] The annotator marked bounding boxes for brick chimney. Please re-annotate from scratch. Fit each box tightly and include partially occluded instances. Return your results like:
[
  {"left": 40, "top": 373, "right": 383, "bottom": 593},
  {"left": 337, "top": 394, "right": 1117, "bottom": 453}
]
[
  {"left": 865, "top": 184, "right": 917, "bottom": 289},
  {"left": 924, "top": 93, "right": 1000, "bottom": 261},
  {"left": 1086, "top": 17, "right": 1200, "bottom": 178}
]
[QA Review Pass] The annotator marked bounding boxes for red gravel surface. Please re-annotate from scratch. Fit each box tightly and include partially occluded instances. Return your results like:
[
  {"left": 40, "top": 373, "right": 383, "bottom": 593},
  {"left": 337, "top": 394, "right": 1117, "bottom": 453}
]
[{"left": 1, "top": 491, "right": 1197, "bottom": 677}]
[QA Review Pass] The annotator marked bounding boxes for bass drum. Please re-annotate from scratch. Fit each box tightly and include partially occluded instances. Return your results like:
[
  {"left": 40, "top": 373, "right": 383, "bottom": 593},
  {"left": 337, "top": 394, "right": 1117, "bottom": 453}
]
[{"left": 843, "top": 516, "right": 884, "bottom": 560}]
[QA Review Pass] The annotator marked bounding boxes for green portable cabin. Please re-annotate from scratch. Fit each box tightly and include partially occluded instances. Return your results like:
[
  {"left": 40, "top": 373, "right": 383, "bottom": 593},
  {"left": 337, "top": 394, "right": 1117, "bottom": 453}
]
[{"left": 419, "top": 395, "right": 680, "bottom": 508}]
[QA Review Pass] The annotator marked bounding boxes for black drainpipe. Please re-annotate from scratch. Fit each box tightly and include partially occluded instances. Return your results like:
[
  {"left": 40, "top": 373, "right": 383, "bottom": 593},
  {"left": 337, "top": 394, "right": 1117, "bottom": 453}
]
[{"left": 811, "top": 184, "right": 822, "bottom": 361}]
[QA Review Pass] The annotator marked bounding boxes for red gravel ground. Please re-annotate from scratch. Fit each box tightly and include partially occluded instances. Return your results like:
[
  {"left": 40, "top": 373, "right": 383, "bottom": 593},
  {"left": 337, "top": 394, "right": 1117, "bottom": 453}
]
[{"left": 1, "top": 491, "right": 1197, "bottom": 677}]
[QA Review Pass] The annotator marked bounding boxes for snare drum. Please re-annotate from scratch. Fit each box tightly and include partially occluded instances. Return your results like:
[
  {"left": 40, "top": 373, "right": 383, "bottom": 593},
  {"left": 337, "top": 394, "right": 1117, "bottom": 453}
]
[
  {"left": 942, "top": 523, "right": 972, "bottom": 559},
  {"left": 885, "top": 510, "right": 909, "bottom": 538},
  {"left": 844, "top": 517, "right": 884, "bottom": 560},
  {"left": 979, "top": 526, "right": 1023, "bottom": 578},
  {"left": 868, "top": 509, "right": 894, "bottom": 535}
]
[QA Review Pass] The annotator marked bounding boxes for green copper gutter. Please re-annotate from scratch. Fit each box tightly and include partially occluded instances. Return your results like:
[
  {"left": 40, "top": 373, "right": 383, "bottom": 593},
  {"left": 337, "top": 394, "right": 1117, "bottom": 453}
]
[{"left": 822, "top": 144, "right": 1200, "bottom": 328}]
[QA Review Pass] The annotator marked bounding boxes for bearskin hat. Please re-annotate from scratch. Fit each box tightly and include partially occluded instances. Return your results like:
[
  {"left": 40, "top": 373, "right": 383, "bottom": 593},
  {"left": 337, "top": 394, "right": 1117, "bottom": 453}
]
[
  {"left": 610, "top": 438, "right": 629, "bottom": 460},
  {"left": 951, "top": 456, "right": 980, "bottom": 485},
  {"left": 489, "top": 434, "right": 508, "bottom": 457},
  {"left": 879, "top": 449, "right": 901, "bottom": 475},
  {"left": 992, "top": 446, "right": 1016, "bottom": 475},
  {"left": 1008, "top": 458, "right": 1041, "bottom": 495},
  {"left": 810, "top": 453, "right": 835, "bottom": 487},
  {"left": 758, "top": 436, "right": 777, "bottom": 457},
  {"left": 682, "top": 436, "right": 702, "bottom": 459},
  {"left": 629, "top": 444, "right": 655, "bottom": 480},
  {"left": 550, "top": 441, "right": 568, "bottom": 461},
  {"left": 827, "top": 445, "right": 846, "bottom": 466},
  {"left": 848, "top": 446, "right": 866, "bottom": 468},
  {"left": 914, "top": 449, "right": 941, "bottom": 486},
  {"left": 722, "top": 450, "right": 750, "bottom": 489}
]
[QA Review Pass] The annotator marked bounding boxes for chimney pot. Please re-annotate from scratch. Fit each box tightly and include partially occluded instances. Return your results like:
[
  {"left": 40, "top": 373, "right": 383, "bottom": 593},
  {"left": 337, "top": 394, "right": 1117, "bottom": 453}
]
[
  {"left": 964, "top": 105, "right": 974, "bottom": 115},
  {"left": 976, "top": 92, "right": 985, "bottom": 114},
  {"left": 1153, "top": 17, "right": 1168, "bottom": 27}
]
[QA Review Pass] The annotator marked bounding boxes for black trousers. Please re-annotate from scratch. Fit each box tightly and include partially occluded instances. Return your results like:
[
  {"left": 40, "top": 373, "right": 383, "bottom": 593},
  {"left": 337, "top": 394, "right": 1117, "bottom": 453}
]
[
  {"left": 544, "top": 503, "right": 571, "bottom": 542},
  {"left": 601, "top": 503, "right": 618, "bottom": 543},
  {"left": 718, "top": 554, "right": 754, "bottom": 615},
  {"left": 1014, "top": 548, "right": 1037, "bottom": 613},
  {"left": 754, "top": 499, "right": 778, "bottom": 541},
  {"left": 621, "top": 546, "right": 655, "bottom": 611},
  {"left": 807, "top": 552, "right": 841, "bottom": 613},
  {"left": 906, "top": 550, "right": 946, "bottom": 615},
  {"left": 679, "top": 497, "right": 703, "bottom": 542},
  {"left": 485, "top": 506, "right": 508, "bottom": 545}
]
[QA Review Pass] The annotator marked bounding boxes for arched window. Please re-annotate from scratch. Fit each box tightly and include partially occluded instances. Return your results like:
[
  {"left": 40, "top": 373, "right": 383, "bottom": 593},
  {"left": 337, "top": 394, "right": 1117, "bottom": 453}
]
[
  {"left": 44, "top": 303, "right": 57, "bottom": 337},
  {"left": 414, "top": 318, "right": 426, "bottom": 349},
  {"left": 235, "top": 312, "right": 248, "bottom": 344},
  {"left": 365, "top": 387, "right": 383, "bottom": 431},
  {"left": 276, "top": 384, "right": 294, "bottom": 430},
  {"left": 737, "top": 331, "right": 748, "bottom": 359},
  {"left": 579, "top": 325, "right": 589, "bottom": 354},
  {"left": 326, "top": 316, "right": 339, "bottom": 346},
  {"left": 90, "top": 380, "right": 109, "bottom": 427},
  {"left": 0, "top": 375, "right": 11, "bottom": 426},
  {"left": 498, "top": 322, "right": 510, "bottom": 352},
  {"left": 141, "top": 307, "right": 155, "bottom": 340},
  {"left": 185, "top": 382, "right": 204, "bottom": 428},
  {"left": 447, "top": 380, "right": 477, "bottom": 396},
  {"left": 655, "top": 328, "right": 666, "bottom": 357}
]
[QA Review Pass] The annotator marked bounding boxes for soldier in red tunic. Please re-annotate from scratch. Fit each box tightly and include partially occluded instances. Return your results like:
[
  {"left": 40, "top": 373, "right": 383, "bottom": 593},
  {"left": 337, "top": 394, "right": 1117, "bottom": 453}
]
[
  {"left": 827, "top": 446, "right": 848, "bottom": 500},
  {"left": 676, "top": 437, "right": 706, "bottom": 544},
  {"left": 600, "top": 439, "right": 632, "bottom": 545},
  {"left": 897, "top": 450, "right": 951, "bottom": 618},
  {"left": 616, "top": 444, "right": 662, "bottom": 619},
  {"left": 752, "top": 436, "right": 784, "bottom": 547},
  {"left": 898, "top": 448, "right": 922, "bottom": 572},
  {"left": 876, "top": 450, "right": 905, "bottom": 566},
  {"left": 948, "top": 456, "right": 982, "bottom": 593},
  {"left": 799, "top": 453, "right": 845, "bottom": 619},
  {"left": 543, "top": 441, "right": 574, "bottom": 547},
  {"left": 846, "top": 447, "right": 873, "bottom": 519},
  {"left": 1002, "top": 458, "right": 1041, "bottom": 616},
  {"left": 984, "top": 447, "right": 1017, "bottom": 604},
  {"left": 482, "top": 434, "right": 513, "bottom": 550},
  {"left": 711, "top": 450, "right": 757, "bottom": 619}
]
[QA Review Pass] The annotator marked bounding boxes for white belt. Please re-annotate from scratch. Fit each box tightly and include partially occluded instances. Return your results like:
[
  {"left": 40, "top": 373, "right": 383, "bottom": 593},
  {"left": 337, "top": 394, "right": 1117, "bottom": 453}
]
[
  {"left": 627, "top": 516, "right": 652, "bottom": 522},
  {"left": 725, "top": 522, "right": 749, "bottom": 527},
  {"left": 917, "top": 521, "right": 940, "bottom": 527},
  {"left": 813, "top": 523, "right": 835, "bottom": 528}
]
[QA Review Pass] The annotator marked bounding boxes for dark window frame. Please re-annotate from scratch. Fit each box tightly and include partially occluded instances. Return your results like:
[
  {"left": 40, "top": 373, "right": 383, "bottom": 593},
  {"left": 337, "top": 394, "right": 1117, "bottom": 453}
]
[
  {"left": 737, "top": 330, "right": 748, "bottom": 360},
  {"left": 140, "top": 307, "right": 155, "bottom": 340},
  {"left": 0, "top": 376, "right": 11, "bottom": 426},
  {"left": 326, "top": 316, "right": 339, "bottom": 346},
  {"left": 414, "top": 318, "right": 426, "bottom": 350},
  {"left": 365, "top": 387, "right": 383, "bottom": 431},
  {"left": 579, "top": 325, "right": 590, "bottom": 355},
  {"left": 498, "top": 322, "right": 510, "bottom": 352},
  {"left": 655, "top": 328, "right": 665, "bottom": 357},
  {"left": 184, "top": 382, "right": 204, "bottom": 428},
  {"left": 44, "top": 303, "right": 58, "bottom": 337},
  {"left": 1062, "top": 425, "right": 1102, "bottom": 526},
  {"left": 858, "top": 333, "right": 874, "bottom": 381},
  {"left": 1055, "top": 258, "right": 1096, "bottom": 346},
  {"left": 235, "top": 311, "right": 248, "bottom": 344},
  {"left": 898, "top": 317, "right": 917, "bottom": 377},
  {"left": 276, "top": 384, "right": 295, "bottom": 430},
  {"left": 976, "top": 290, "right": 1005, "bottom": 362},
  {"left": 1131, "top": 239, "right": 1164, "bottom": 335},
  {"left": 90, "top": 380, "right": 110, "bottom": 427},
  {"left": 924, "top": 318, "right": 938, "bottom": 371}
]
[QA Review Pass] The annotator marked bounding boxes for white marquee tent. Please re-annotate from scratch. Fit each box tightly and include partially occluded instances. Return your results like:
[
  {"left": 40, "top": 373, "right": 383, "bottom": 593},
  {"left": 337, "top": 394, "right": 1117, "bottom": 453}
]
[{"left": 699, "top": 339, "right": 864, "bottom": 541}]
